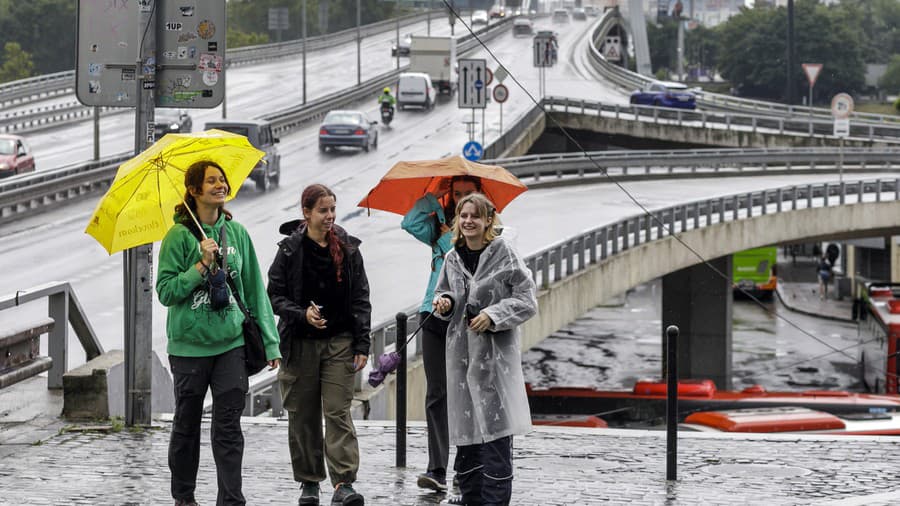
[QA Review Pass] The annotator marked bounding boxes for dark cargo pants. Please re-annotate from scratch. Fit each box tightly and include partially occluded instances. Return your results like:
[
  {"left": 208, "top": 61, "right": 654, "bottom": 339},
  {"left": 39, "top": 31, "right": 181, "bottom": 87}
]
[
  {"left": 168, "top": 346, "right": 249, "bottom": 506},
  {"left": 454, "top": 436, "right": 514, "bottom": 506},
  {"left": 279, "top": 335, "right": 360, "bottom": 487}
]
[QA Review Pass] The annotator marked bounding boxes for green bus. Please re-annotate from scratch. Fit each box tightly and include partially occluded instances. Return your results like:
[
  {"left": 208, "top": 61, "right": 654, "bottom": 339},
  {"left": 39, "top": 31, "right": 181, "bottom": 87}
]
[{"left": 732, "top": 246, "right": 777, "bottom": 296}]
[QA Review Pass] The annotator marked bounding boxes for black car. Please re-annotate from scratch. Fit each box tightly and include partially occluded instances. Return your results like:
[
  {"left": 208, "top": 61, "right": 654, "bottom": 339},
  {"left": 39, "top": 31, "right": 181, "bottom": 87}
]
[
  {"left": 318, "top": 110, "right": 378, "bottom": 153},
  {"left": 153, "top": 109, "right": 192, "bottom": 139},
  {"left": 391, "top": 34, "right": 412, "bottom": 57},
  {"left": 203, "top": 119, "right": 282, "bottom": 192}
]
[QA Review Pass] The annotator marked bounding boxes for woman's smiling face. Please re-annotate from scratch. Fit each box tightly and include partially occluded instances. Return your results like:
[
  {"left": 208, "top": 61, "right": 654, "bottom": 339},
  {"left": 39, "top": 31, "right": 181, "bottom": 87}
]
[
  {"left": 193, "top": 165, "right": 229, "bottom": 207},
  {"left": 458, "top": 202, "right": 489, "bottom": 242}
]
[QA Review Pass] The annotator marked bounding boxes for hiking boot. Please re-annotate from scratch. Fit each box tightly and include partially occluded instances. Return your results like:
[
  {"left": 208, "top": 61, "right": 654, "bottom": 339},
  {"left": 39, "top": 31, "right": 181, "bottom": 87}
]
[
  {"left": 174, "top": 500, "right": 198, "bottom": 506},
  {"left": 299, "top": 481, "right": 320, "bottom": 505},
  {"left": 330, "top": 483, "right": 364, "bottom": 506},
  {"left": 417, "top": 470, "right": 448, "bottom": 492}
]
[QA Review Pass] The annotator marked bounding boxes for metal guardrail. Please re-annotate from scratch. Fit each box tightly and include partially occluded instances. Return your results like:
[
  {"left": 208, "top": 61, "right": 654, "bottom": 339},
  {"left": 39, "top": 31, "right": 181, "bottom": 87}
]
[
  {"left": 0, "top": 282, "right": 104, "bottom": 389},
  {"left": 589, "top": 12, "right": 900, "bottom": 126},
  {"left": 0, "top": 10, "right": 443, "bottom": 117},
  {"left": 543, "top": 96, "right": 900, "bottom": 142}
]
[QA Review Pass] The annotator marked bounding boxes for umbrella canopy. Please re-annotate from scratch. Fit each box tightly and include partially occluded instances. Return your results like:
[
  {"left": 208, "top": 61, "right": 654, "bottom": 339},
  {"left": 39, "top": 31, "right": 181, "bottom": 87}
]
[
  {"left": 85, "top": 129, "right": 265, "bottom": 255},
  {"left": 357, "top": 155, "right": 527, "bottom": 216}
]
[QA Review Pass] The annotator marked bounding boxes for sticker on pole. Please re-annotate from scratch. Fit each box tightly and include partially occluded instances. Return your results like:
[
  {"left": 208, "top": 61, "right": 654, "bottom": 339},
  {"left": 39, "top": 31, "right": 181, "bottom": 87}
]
[
  {"left": 462, "top": 141, "right": 483, "bottom": 161},
  {"left": 802, "top": 63, "right": 822, "bottom": 87},
  {"left": 831, "top": 93, "right": 854, "bottom": 119},
  {"left": 492, "top": 84, "right": 509, "bottom": 104}
]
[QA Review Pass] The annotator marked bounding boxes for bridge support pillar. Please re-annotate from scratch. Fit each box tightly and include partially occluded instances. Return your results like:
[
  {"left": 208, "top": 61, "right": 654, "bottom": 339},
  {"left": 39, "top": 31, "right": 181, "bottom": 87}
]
[{"left": 662, "top": 255, "right": 733, "bottom": 390}]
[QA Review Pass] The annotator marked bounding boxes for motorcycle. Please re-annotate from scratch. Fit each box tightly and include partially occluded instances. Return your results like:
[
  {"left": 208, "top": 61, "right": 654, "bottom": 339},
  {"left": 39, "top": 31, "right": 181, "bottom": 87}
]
[{"left": 380, "top": 102, "right": 394, "bottom": 127}]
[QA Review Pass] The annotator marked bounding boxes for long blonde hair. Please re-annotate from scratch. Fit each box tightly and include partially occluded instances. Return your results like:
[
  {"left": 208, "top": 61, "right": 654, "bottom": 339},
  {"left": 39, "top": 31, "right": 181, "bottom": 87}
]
[{"left": 450, "top": 193, "right": 502, "bottom": 247}]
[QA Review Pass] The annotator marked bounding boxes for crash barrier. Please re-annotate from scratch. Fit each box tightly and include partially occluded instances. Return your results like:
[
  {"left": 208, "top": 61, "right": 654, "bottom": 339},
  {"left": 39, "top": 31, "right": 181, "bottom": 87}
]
[
  {"left": 0, "top": 282, "right": 104, "bottom": 390},
  {"left": 0, "top": 19, "right": 515, "bottom": 225},
  {"left": 0, "top": 102, "right": 130, "bottom": 135},
  {"left": 542, "top": 96, "right": 900, "bottom": 143},
  {"left": 239, "top": 177, "right": 900, "bottom": 414},
  {"left": 587, "top": 12, "right": 900, "bottom": 126},
  {"left": 0, "top": 9, "right": 444, "bottom": 109}
]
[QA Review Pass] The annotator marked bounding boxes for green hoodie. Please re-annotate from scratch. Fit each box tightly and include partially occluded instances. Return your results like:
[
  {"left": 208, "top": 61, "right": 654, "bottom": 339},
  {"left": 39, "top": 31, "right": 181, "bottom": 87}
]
[{"left": 156, "top": 213, "right": 281, "bottom": 360}]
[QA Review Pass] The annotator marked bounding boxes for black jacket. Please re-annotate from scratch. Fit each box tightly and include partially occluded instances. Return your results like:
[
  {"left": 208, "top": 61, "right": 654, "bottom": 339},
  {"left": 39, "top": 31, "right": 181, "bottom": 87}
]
[{"left": 267, "top": 219, "right": 372, "bottom": 360}]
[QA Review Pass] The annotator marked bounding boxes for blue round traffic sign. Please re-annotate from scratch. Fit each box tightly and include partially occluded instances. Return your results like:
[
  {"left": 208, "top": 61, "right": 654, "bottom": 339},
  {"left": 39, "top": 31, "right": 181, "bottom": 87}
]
[
  {"left": 462, "top": 141, "right": 483, "bottom": 161},
  {"left": 474, "top": 79, "right": 483, "bottom": 90}
]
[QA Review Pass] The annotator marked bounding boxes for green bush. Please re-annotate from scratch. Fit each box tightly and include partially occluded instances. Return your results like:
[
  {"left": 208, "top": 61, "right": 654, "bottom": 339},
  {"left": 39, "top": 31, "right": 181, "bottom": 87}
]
[{"left": 894, "top": 96, "right": 900, "bottom": 113}]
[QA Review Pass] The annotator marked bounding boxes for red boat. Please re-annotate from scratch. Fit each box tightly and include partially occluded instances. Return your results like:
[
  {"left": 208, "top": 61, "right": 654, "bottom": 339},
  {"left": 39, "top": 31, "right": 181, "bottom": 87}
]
[
  {"left": 526, "top": 379, "right": 900, "bottom": 427},
  {"left": 681, "top": 406, "right": 900, "bottom": 436}
]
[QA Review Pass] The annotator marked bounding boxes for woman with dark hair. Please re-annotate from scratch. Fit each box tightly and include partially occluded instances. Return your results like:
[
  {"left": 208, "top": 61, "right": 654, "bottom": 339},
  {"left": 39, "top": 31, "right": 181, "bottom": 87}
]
[
  {"left": 156, "top": 160, "right": 281, "bottom": 506},
  {"left": 400, "top": 175, "right": 480, "bottom": 492},
  {"left": 433, "top": 193, "right": 537, "bottom": 506},
  {"left": 267, "top": 183, "right": 371, "bottom": 506}
]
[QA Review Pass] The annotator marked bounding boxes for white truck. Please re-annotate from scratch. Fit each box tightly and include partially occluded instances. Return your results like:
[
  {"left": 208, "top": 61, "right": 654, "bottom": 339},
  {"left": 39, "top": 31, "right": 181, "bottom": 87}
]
[{"left": 409, "top": 36, "right": 457, "bottom": 95}]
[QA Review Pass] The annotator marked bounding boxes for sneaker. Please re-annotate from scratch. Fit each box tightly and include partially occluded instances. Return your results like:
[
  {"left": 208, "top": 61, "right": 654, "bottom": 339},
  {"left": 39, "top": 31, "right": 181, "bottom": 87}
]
[
  {"left": 331, "top": 483, "right": 364, "bottom": 506},
  {"left": 452, "top": 475, "right": 459, "bottom": 491},
  {"left": 299, "top": 481, "right": 320, "bottom": 506},
  {"left": 174, "top": 500, "right": 198, "bottom": 506},
  {"left": 440, "top": 495, "right": 466, "bottom": 505},
  {"left": 417, "top": 471, "right": 448, "bottom": 492}
]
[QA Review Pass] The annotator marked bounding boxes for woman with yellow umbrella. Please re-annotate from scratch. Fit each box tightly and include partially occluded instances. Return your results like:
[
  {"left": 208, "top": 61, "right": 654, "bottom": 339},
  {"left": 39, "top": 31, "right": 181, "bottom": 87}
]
[{"left": 156, "top": 160, "right": 281, "bottom": 506}]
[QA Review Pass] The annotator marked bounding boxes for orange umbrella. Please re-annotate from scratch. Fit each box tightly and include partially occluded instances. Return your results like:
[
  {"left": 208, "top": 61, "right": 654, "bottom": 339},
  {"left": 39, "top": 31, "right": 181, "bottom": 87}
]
[{"left": 358, "top": 155, "right": 527, "bottom": 215}]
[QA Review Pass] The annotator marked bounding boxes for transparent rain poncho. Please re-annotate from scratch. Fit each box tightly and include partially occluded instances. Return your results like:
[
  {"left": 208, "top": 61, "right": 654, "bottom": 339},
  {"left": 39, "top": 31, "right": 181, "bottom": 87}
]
[{"left": 434, "top": 236, "right": 538, "bottom": 446}]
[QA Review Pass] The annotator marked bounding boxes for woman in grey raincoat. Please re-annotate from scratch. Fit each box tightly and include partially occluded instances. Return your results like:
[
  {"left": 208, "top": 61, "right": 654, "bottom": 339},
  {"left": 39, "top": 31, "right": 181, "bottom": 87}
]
[{"left": 433, "top": 193, "right": 537, "bottom": 506}]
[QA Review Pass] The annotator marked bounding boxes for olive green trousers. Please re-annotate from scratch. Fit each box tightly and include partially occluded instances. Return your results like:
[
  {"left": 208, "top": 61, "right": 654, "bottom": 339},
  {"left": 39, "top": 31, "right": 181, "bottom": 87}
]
[{"left": 279, "top": 335, "right": 359, "bottom": 486}]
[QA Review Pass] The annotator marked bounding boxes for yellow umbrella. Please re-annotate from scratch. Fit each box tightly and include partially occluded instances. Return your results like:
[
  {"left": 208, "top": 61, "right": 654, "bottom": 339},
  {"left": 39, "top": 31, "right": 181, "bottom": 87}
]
[{"left": 85, "top": 129, "right": 265, "bottom": 255}]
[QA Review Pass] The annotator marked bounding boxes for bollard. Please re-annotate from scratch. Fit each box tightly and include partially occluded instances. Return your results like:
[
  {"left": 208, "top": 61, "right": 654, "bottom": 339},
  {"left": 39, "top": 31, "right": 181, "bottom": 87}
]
[
  {"left": 666, "top": 325, "right": 679, "bottom": 481},
  {"left": 396, "top": 312, "right": 408, "bottom": 468}
]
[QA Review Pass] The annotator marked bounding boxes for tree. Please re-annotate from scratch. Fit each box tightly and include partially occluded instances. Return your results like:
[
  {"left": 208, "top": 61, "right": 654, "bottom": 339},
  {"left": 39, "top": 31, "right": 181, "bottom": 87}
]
[
  {"left": 0, "top": 0, "right": 75, "bottom": 74},
  {"left": 880, "top": 55, "right": 900, "bottom": 92},
  {"left": 717, "top": 0, "right": 865, "bottom": 102},
  {"left": 0, "top": 42, "right": 34, "bottom": 83},
  {"left": 646, "top": 20, "right": 678, "bottom": 75}
]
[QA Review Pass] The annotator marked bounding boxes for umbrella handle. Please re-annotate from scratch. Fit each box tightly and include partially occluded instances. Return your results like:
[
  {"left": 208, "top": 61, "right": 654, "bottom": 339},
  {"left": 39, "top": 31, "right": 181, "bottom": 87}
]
[{"left": 396, "top": 311, "right": 436, "bottom": 354}]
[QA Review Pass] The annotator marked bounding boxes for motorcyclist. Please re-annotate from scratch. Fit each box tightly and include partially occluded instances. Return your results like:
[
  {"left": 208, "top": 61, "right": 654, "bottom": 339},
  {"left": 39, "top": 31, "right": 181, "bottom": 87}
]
[{"left": 378, "top": 87, "right": 396, "bottom": 109}]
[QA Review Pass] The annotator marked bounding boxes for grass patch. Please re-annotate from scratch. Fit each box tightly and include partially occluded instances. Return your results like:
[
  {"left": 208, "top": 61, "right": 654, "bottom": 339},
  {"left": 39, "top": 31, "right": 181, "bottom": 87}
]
[{"left": 855, "top": 103, "right": 899, "bottom": 116}]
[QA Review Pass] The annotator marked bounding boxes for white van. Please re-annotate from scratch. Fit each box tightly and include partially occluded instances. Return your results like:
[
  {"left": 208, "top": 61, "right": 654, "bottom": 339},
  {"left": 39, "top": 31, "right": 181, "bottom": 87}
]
[{"left": 396, "top": 72, "right": 436, "bottom": 111}]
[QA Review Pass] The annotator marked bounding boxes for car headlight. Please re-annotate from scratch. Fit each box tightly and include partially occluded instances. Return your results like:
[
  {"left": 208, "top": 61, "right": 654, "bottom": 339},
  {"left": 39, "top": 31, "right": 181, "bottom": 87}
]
[{"left": 0, "top": 163, "right": 8, "bottom": 170}]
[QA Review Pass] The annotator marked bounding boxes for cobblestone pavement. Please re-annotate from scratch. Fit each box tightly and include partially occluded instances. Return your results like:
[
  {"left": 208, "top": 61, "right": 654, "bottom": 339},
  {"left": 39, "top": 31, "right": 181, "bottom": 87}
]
[{"left": 3, "top": 419, "right": 900, "bottom": 505}]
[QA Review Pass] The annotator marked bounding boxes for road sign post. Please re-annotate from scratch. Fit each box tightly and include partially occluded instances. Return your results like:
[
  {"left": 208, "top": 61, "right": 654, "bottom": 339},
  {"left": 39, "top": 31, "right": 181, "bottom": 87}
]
[
  {"left": 493, "top": 83, "right": 509, "bottom": 134},
  {"left": 76, "top": 0, "right": 226, "bottom": 426},
  {"left": 831, "top": 92, "right": 854, "bottom": 183},
  {"left": 533, "top": 33, "right": 556, "bottom": 98},
  {"left": 802, "top": 63, "right": 822, "bottom": 121}
]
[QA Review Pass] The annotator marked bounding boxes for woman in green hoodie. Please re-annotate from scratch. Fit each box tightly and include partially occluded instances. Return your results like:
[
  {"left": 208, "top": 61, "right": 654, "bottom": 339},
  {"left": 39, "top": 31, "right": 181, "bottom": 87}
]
[{"left": 156, "top": 160, "right": 281, "bottom": 506}]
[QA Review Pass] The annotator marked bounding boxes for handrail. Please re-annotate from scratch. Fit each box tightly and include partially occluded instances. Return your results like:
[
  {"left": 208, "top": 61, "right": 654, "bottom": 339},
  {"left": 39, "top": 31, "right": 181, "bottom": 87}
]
[{"left": 0, "top": 281, "right": 104, "bottom": 389}]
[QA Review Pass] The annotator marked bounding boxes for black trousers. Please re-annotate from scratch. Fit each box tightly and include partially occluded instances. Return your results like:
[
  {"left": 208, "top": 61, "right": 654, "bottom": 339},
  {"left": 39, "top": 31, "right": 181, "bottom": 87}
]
[
  {"left": 454, "top": 436, "right": 513, "bottom": 506},
  {"left": 169, "top": 346, "right": 249, "bottom": 506},
  {"left": 421, "top": 311, "right": 450, "bottom": 475}
]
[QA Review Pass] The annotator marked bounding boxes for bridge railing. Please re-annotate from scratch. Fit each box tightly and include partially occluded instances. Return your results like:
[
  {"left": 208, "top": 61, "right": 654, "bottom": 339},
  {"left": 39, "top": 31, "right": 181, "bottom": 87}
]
[
  {"left": 0, "top": 282, "right": 104, "bottom": 389},
  {"left": 589, "top": 14, "right": 900, "bottom": 125},
  {"left": 542, "top": 96, "right": 900, "bottom": 142}
]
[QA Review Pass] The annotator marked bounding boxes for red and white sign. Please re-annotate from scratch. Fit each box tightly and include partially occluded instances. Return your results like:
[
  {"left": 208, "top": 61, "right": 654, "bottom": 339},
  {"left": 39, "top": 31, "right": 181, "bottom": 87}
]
[
  {"left": 493, "top": 84, "right": 509, "bottom": 104},
  {"left": 831, "top": 93, "right": 854, "bottom": 119},
  {"left": 484, "top": 68, "right": 494, "bottom": 87},
  {"left": 802, "top": 63, "right": 823, "bottom": 87}
]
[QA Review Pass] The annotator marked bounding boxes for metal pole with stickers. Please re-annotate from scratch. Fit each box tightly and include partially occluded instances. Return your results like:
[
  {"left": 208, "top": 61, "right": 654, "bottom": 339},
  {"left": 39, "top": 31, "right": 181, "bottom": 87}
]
[{"left": 75, "top": 0, "right": 226, "bottom": 426}]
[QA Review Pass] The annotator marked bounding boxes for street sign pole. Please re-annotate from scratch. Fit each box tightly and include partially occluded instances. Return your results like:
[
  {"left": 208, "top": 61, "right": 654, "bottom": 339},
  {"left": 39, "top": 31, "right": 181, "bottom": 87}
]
[
  {"left": 303, "top": 0, "right": 308, "bottom": 104},
  {"left": 499, "top": 102, "right": 503, "bottom": 134},
  {"left": 93, "top": 107, "right": 100, "bottom": 160},
  {"left": 125, "top": 0, "right": 157, "bottom": 428},
  {"left": 481, "top": 107, "right": 485, "bottom": 146}
]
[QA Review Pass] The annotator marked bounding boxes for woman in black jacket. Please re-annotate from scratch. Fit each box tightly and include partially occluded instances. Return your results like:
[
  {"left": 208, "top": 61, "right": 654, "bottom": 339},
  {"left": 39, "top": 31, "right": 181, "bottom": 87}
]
[{"left": 268, "top": 183, "right": 371, "bottom": 506}]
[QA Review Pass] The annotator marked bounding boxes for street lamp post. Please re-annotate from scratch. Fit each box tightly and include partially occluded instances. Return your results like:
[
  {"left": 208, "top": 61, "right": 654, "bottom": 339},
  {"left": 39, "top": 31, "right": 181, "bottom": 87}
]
[{"left": 357, "top": 0, "right": 361, "bottom": 86}]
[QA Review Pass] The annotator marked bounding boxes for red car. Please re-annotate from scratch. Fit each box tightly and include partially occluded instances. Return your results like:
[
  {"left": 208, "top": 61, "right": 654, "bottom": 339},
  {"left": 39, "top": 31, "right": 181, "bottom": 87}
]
[{"left": 0, "top": 134, "right": 35, "bottom": 178}]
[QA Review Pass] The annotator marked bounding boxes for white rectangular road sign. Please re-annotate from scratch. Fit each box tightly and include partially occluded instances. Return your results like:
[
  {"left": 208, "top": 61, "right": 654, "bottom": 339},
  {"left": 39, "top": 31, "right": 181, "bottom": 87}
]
[
  {"left": 833, "top": 118, "right": 850, "bottom": 138},
  {"left": 458, "top": 58, "right": 487, "bottom": 109}
]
